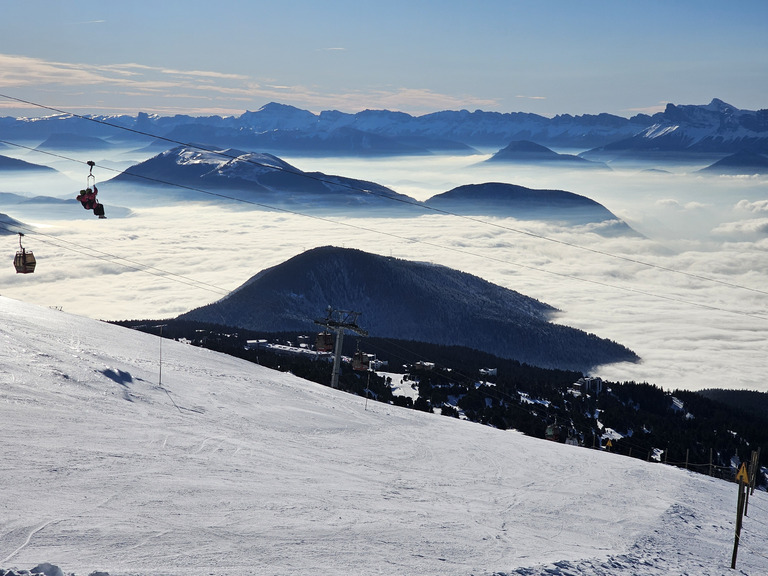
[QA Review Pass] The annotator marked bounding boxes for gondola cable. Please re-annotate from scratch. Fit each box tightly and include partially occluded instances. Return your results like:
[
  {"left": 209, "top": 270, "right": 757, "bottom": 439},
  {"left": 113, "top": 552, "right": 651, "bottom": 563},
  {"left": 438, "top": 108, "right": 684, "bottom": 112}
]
[
  {"left": 2, "top": 92, "right": 767, "bottom": 300},
  {"left": 0, "top": 221, "right": 230, "bottom": 297},
  {"left": 1, "top": 139, "right": 767, "bottom": 322}
]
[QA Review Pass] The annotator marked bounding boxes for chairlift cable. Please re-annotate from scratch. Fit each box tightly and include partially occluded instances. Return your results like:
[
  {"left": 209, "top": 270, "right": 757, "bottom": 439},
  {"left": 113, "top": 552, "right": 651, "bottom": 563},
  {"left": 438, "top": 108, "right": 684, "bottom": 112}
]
[
  {"left": 2, "top": 92, "right": 767, "bottom": 300},
  {"left": 7, "top": 97, "right": 767, "bottom": 438},
  {"left": 1, "top": 138, "right": 767, "bottom": 322},
  {"left": 0, "top": 222, "right": 231, "bottom": 296}
]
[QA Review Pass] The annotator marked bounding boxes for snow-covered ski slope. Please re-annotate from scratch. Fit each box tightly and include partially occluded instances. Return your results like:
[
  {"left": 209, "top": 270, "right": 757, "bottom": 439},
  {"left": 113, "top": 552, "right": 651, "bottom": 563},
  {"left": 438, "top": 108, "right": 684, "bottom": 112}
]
[{"left": 1, "top": 296, "right": 767, "bottom": 576}]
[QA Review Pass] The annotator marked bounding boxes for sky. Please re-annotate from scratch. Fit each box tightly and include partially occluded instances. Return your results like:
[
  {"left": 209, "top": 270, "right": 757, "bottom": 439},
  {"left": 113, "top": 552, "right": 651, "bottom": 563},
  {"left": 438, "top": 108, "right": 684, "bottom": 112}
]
[
  {"left": 3, "top": 295, "right": 768, "bottom": 575},
  {"left": 1, "top": 0, "right": 767, "bottom": 118}
]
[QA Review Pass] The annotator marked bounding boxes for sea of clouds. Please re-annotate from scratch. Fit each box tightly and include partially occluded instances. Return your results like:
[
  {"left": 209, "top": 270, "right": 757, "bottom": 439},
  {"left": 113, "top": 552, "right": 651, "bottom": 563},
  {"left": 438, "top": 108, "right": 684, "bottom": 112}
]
[{"left": 2, "top": 149, "right": 767, "bottom": 393}]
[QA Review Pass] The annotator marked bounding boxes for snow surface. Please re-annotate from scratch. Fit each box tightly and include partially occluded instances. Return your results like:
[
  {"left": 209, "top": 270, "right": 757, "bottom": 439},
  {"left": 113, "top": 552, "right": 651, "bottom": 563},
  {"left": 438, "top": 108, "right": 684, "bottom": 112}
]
[{"left": 2, "top": 295, "right": 768, "bottom": 576}]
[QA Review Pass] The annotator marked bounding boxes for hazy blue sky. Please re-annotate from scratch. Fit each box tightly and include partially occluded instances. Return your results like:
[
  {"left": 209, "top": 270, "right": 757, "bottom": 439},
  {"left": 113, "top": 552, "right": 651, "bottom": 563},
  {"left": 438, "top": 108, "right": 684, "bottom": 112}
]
[{"left": 1, "top": 0, "right": 767, "bottom": 117}]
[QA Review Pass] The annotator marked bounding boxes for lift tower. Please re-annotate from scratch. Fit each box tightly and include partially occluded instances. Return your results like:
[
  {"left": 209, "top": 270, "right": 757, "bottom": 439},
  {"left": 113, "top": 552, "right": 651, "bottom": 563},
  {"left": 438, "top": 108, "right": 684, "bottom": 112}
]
[{"left": 314, "top": 307, "right": 368, "bottom": 389}]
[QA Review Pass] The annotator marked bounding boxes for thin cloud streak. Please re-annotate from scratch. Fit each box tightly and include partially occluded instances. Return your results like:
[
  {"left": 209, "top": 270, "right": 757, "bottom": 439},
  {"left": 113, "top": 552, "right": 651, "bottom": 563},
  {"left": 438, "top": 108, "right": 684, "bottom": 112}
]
[
  {"left": 0, "top": 53, "right": 498, "bottom": 116},
  {"left": 621, "top": 102, "right": 670, "bottom": 115}
]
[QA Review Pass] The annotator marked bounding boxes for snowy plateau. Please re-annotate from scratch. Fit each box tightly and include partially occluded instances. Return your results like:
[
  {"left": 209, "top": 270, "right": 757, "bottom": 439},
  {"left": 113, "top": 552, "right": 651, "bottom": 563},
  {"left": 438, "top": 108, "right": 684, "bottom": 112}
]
[{"left": 2, "top": 296, "right": 768, "bottom": 576}]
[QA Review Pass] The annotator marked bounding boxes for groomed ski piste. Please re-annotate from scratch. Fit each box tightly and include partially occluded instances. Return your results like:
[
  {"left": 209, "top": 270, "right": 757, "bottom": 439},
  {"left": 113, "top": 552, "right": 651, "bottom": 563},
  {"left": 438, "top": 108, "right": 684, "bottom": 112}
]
[{"left": 1, "top": 295, "right": 767, "bottom": 575}]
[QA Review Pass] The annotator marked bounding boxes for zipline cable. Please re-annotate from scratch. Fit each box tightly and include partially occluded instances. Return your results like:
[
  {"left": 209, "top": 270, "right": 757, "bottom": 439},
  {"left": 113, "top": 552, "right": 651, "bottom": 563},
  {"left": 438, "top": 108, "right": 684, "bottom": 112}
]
[{"left": 2, "top": 92, "right": 767, "bottom": 299}]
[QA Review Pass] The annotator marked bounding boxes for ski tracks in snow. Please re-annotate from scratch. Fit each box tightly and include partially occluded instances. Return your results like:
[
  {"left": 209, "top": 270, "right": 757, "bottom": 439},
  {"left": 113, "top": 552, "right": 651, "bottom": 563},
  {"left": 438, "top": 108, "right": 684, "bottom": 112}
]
[{"left": 2, "top": 519, "right": 62, "bottom": 564}]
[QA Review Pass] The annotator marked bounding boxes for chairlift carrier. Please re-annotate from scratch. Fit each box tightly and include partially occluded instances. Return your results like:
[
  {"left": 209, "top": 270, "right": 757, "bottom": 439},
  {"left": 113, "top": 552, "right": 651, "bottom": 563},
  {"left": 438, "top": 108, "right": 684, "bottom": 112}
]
[
  {"left": 545, "top": 421, "right": 561, "bottom": 442},
  {"left": 77, "top": 160, "right": 106, "bottom": 218},
  {"left": 315, "top": 331, "right": 334, "bottom": 352},
  {"left": 352, "top": 350, "right": 370, "bottom": 371},
  {"left": 13, "top": 233, "right": 36, "bottom": 274}
]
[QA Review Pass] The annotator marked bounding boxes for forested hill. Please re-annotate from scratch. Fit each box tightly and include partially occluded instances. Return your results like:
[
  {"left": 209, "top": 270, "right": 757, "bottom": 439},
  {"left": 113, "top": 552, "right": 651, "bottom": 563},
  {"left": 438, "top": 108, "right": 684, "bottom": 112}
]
[
  {"left": 178, "top": 246, "right": 638, "bottom": 372},
  {"left": 699, "top": 388, "right": 768, "bottom": 422}
]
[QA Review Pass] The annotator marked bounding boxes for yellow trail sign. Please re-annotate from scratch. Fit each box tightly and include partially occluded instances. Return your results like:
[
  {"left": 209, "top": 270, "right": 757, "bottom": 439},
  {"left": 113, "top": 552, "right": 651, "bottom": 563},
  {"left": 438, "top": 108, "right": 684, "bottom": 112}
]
[{"left": 736, "top": 463, "right": 750, "bottom": 484}]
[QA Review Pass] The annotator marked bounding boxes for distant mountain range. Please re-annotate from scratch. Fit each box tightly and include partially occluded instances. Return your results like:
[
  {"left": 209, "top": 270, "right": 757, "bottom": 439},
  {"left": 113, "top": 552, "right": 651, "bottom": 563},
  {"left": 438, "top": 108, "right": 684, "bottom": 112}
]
[
  {"left": 2, "top": 98, "right": 765, "bottom": 159},
  {"left": 0, "top": 154, "right": 57, "bottom": 172},
  {"left": 425, "top": 183, "right": 638, "bottom": 235},
  {"left": 0, "top": 144, "right": 635, "bottom": 228},
  {"left": 109, "top": 146, "right": 636, "bottom": 232},
  {"left": 0, "top": 191, "right": 132, "bottom": 220},
  {"left": 109, "top": 146, "right": 417, "bottom": 210},
  {"left": 698, "top": 150, "right": 768, "bottom": 175},
  {"left": 151, "top": 123, "right": 474, "bottom": 156},
  {"left": 0, "top": 211, "right": 27, "bottom": 233},
  {"left": 486, "top": 140, "right": 609, "bottom": 169},
  {"left": 178, "top": 246, "right": 639, "bottom": 371},
  {"left": 35, "top": 133, "right": 113, "bottom": 151},
  {"left": 582, "top": 99, "right": 768, "bottom": 161}
]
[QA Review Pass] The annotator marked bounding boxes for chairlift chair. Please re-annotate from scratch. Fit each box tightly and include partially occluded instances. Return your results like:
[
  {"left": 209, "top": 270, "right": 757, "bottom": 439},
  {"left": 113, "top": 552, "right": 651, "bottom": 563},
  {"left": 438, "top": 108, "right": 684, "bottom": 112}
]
[
  {"left": 77, "top": 161, "right": 106, "bottom": 218},
  {"left": 352, "top": 350, "right": 370, "bottom": 371},
  {"left": 545, "top": 423, "right": 561, "bottom": 442},
  {"left": 13, "top": 233, "right": 36, "bottom": 274},
  {"left": 315, "top": 331, "right": 334, "bottom": 352}
]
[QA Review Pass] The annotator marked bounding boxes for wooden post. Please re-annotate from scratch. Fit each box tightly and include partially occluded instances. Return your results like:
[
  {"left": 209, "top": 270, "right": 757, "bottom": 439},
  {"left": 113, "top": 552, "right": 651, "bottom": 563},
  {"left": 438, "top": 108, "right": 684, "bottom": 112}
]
[
  {"left": 732, "top": 463, "right": 750, "bottom": 569},
  {"left": 749, "top": 449, "right": 760, "bottom": 495},
  {"left": 731, "top": 481, "right": 747, "bottom": 569},
  {"left": 685, "top": 448, "right": 689, "bottom": 470},
  {"left": 744, "top": 480, "right": 750, "bottom": 517},
  {"left": 744, "top": 450, "right": 759, "bottom": 516},
  {"left": 709, "top": 448, "right": 713, "bottom": 477}
]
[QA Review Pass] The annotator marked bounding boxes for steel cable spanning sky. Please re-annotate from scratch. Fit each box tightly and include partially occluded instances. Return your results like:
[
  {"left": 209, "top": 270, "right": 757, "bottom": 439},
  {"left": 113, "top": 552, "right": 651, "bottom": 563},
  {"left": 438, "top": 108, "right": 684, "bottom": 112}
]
[{"left": 1, "top": 94, "right": 767, "bottom": 322}]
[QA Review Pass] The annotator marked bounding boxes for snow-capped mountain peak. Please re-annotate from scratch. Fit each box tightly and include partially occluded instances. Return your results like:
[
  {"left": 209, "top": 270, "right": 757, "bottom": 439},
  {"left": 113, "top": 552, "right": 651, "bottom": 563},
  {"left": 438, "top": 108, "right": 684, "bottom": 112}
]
[{"left": 642, "top": 123, "right": 681, "bottom": 139}]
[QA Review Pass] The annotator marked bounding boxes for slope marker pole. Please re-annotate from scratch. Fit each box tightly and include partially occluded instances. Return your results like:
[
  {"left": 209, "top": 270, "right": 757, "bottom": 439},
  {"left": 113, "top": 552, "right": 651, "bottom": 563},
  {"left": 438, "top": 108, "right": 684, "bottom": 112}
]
[{"left": 154, "top": 324, "right": 182, "bottom": 414}]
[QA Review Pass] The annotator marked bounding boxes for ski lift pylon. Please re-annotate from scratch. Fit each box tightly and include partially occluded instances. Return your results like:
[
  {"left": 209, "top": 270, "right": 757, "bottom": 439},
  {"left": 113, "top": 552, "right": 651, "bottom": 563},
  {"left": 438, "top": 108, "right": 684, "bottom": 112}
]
[{"left": 13, "top": 233, "right": 36, "bottom": 274}]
